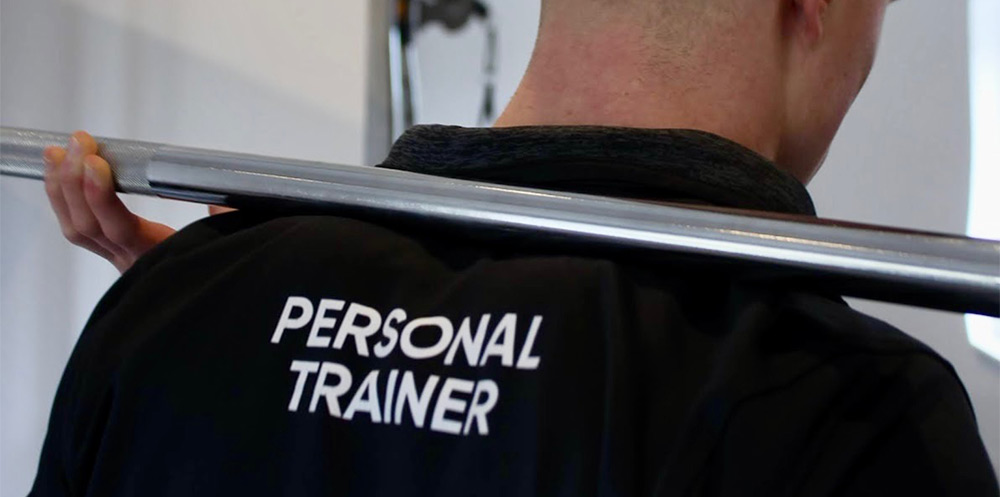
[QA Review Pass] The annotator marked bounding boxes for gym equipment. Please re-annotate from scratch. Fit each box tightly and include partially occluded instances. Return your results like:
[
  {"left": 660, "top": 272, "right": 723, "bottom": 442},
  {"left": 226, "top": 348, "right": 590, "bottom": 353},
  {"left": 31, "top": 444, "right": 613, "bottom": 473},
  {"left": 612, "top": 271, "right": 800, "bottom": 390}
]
[
  {"left": 389, "top": 0, "right": 497, "bottom": 140},
  {"left": 2, "top": 126, "right": 997, "bottom": 316}
]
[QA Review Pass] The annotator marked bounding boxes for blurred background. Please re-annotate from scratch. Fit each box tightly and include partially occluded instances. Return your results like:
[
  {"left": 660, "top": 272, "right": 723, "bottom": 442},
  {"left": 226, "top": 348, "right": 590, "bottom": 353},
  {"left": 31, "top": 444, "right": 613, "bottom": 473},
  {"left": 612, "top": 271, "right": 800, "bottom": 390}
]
[{"left": 1, "top": 0, "right": 997, "bottom": 494}]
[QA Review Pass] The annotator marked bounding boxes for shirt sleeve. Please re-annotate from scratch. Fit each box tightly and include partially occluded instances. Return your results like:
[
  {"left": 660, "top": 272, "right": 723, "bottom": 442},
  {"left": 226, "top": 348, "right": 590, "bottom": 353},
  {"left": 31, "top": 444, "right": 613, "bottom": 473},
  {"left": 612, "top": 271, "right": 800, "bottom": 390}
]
[
  {"left": 27, "top": 218, "right": 215, "bottom": 496},
  {"left": 29, "top": 366, "right": 77, "bottom": 497},
  {"left": 28, "top": 275, "right": 138, "bottom": 497}
]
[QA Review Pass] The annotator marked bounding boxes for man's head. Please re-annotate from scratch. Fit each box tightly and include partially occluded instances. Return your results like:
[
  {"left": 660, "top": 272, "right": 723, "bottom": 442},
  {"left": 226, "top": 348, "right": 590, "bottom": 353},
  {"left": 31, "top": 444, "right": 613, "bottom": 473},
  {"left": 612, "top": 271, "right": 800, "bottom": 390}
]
[{"left": 497, "top": 0, "right": 892, "bottom": 183}]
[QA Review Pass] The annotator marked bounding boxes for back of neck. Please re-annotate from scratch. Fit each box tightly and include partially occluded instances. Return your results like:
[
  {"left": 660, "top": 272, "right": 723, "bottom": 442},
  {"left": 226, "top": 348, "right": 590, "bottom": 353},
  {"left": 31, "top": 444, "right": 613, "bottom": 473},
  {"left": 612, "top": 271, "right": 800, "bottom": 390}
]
[{"left": 494, "top": 16, "right": 785, "bottom": 163}]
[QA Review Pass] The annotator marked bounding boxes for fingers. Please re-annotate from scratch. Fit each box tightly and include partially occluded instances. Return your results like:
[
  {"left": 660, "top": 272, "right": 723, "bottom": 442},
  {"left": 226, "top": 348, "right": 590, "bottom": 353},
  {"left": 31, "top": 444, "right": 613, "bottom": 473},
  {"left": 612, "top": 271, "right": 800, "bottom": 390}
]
[
  {"left": 58, "top": 132, "right": 122, "bottom": 258},
  {"left": 43, "top": 130, "right": 179, "bottom": 273},
  {"left": 43, "top": 142, "right": 118, "bottom": 261},
  {"left": 81, "top": 154, "right": 140, "bottom": 248},
  {"left": 43, "top": 146, "right": 72, "bottom": 230},
  {"left": 82, "top": 154, "right": 177, "bottom": 265}
]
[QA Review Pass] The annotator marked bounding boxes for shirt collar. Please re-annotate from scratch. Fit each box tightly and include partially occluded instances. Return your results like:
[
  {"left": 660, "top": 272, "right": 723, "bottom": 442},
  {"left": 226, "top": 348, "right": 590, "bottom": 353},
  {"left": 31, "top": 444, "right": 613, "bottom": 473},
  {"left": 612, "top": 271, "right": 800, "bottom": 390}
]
[{"left": 379, "top": 125, "right": 816, "bottom": 216}]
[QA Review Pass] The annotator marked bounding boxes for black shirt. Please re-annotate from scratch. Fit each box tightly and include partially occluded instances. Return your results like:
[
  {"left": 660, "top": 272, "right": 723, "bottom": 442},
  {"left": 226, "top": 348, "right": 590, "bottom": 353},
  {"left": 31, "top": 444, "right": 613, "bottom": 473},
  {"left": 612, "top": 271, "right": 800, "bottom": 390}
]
[{"left": 32, "top": 126, "right": 999, "bottom": 496}]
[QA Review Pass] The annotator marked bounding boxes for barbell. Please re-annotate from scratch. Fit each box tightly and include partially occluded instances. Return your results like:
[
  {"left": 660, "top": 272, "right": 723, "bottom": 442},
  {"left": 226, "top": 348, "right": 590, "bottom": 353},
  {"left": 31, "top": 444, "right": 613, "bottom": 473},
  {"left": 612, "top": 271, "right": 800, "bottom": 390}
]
[{"left": 2, "top": 126, "right": 997, "bottom": 316}]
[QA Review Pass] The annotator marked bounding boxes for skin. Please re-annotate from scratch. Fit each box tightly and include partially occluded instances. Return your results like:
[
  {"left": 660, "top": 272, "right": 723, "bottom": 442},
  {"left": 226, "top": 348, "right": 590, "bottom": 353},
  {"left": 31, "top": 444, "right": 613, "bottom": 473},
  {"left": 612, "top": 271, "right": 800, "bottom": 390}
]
[
  {"left": 45, "top": 0, "right": 891, "bottom": 272},
  {"left": 43, "top": 134, "right": 235, "bottom": 273},
  {"left": 497, "top": 0, "right": 892, "bottom": 182},
  {"left": 43, "top": 134, "right": 176, "bottom": 273}
]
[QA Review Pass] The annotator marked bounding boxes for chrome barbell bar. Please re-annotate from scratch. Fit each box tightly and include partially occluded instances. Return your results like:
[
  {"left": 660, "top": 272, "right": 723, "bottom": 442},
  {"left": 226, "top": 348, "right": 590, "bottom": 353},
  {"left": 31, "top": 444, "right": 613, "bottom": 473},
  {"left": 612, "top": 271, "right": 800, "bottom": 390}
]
[{"left": 2, "top": 126, "right": 997, "bottom": 316}]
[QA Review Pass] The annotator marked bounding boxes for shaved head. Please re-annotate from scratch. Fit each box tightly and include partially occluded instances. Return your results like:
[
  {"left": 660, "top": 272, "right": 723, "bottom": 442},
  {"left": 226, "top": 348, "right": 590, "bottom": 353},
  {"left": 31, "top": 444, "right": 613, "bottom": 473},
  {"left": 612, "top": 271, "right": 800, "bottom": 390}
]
[{"left": 497, "top": 0, "right": 892, "bottom": 183}]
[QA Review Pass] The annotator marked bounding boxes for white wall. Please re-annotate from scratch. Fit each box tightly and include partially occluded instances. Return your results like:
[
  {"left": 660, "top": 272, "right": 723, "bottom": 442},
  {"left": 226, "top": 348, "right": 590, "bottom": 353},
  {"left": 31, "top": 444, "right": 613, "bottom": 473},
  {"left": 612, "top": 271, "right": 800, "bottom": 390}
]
[
  {"left": 414, "top": 0, "right": 1000, "bottom": 475},
  {"left": 0, "top": 0, "right": 373, "bottom": 495}
]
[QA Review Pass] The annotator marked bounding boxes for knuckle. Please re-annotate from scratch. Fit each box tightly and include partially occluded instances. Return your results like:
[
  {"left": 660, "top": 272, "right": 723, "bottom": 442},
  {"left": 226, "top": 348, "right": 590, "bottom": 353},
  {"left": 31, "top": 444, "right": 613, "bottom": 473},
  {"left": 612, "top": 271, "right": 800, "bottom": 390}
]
[
  {"left": 61, "top": 228, "right": 87, "bottom": 245},
  {"left": 44, "top": 180, "right": 61, "bottom": 198},
  {"left": 74, "top": 219, "right": 103, "bottom": 239},
  {"left": 59, "top": 167, "right": 78, "bottom": 187},
  {"left": 82, "top": 183, "right": 106, "bottom": 203}
]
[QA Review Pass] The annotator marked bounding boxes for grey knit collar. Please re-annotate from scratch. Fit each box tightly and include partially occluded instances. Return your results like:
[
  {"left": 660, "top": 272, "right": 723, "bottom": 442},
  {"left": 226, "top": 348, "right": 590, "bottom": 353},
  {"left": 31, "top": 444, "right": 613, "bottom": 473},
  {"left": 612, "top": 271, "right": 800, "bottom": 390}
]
[{"left": 379, "top": 125, "right": 816, "bottom": 216}]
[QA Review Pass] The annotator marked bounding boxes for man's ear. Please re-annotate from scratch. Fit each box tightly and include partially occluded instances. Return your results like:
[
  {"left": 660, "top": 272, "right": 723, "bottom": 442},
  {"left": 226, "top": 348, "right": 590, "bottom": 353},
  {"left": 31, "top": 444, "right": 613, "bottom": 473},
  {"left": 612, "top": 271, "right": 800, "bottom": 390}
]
[{"left": 791, "top": 0, "right": 831, "bottom": 44}]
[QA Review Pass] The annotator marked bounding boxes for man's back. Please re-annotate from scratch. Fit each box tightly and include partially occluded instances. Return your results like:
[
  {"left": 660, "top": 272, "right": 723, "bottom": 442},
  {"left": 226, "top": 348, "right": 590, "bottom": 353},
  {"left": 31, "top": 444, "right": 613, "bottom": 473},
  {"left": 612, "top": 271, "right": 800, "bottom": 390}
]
[{"left": 32, "top": 127, "right": 998, "bottom": 496}]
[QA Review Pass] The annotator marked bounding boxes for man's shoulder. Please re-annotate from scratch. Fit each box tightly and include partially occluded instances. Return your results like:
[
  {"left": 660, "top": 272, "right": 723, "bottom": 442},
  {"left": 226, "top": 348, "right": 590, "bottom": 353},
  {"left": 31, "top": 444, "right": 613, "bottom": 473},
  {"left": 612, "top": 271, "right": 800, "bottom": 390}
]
[
  {"left": 778, "top": 291, "right": 950, "bottom": 362},
  {"left": 760, "top": 291, "right": 970, "bottom": 410},
  {"left": 131, "top": 210, "right": 632, "bottom": 282},
  {"left": 54, "top": 211, "right": 994, "bottom": 496},
  {"left": 133, "top": 211, "right": 959, "bottom": 357},
  {"left": 126, "top": 210, "right": 962, "bottom": 382}
]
